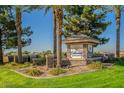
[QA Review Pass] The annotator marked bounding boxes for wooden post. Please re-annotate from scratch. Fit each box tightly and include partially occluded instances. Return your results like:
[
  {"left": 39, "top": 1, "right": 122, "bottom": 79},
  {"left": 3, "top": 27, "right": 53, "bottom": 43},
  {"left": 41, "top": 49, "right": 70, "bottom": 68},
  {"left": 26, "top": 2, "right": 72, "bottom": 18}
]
[
  {"left": 85, "top": 44, "right": 88, "bottom": 64},
  {"left": 45, "top": 55, "right": 48, "bottom": 70},
  {"left": 67, "top": 45, "right": 71, "bottom": 59},
  {"left": 14, "top": 55, "right": 16, "bottom": 63},
  {"left": 83, "top": 44, "right": 88, "bottom": 65},
  {"left": 92, "top": 45, "right": 93, "bottom": 57}
]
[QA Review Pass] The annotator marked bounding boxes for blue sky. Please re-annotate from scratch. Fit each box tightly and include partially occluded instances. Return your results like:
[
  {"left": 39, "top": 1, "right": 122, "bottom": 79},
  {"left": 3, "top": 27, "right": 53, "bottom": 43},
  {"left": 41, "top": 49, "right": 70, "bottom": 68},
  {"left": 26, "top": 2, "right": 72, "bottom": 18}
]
[
  {"left": 7, "top": 8, "right": 124, "bottom": 53},
  {"left": 96, "top": 11, "right": 124, "bottom": 53}
]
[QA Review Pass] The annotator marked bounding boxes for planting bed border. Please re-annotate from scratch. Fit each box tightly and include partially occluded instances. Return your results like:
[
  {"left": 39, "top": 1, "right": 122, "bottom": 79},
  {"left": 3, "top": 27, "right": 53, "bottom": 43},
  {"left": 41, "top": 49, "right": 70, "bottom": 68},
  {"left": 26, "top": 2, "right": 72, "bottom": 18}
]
[
  {"left": 10, "top": 69, "right": 96, "bottom": 79},
  {"left": 9, "top": 63, "right": 114, "bottom": 79}
]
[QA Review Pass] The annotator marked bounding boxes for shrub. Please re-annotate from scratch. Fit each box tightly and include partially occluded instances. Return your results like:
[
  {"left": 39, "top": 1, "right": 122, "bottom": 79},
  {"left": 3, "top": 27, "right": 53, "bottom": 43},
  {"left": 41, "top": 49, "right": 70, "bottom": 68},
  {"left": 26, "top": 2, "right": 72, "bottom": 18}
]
[
  {"left": 120, "top": 57, "right": 124, "bottom": 60},
  {"left": 103, "top": 57, "right": 116, "bottom": 63},
  {"left": 48, "top": 68, "right": 66, "bottom": 75},
  {"left": 32, "top": 58, "right": 46, "bottom": 66},
  {"left": 4, "top": 62, "right": 19, "bottom": 69},
  {"left": 23, "top": 62, "right": 31, "bottom": 67},
  {"left": 115, "top": 57, "right": 124, "bottom": 66},
  {"left": 88, "top": 61, "right": 103, "bottom": 69},
  {"left": 26, "top": 68, "right": 43, "bottom": 76},
  {"left": 4, "top": 62, "right": 32, "bottom": 69},
  {"left": 61, "top": 60, "right": 71, "bottom": 68},
  {"left": 104, "top": 57, "right": 124, "bottom": 65},
  {"left": 93, "top": 52, "right": 102, "bottom": 57},
  {"left": 10, "top": 62, "right": 18, "bottom": 66}
]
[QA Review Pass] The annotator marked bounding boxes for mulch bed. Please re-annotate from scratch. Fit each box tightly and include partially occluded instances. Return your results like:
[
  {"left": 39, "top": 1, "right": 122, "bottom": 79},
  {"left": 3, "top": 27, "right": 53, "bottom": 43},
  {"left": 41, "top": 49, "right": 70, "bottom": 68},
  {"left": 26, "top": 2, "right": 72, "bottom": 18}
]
[
  {"left": 15, "top": 65, "right": 94, "bottom": 78},
  {"left": 14, "top": 63, "right": 114, "bottom": 79}
]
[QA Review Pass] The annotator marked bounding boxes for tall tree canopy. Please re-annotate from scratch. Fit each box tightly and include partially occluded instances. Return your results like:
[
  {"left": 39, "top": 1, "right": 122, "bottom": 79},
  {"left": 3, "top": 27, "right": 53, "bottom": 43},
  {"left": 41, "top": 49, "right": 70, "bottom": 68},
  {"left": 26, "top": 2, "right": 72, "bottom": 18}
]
[
  {"left": 13, "top": 6, "right": 33, "bottom": 48},
  {"left": 0, "top": 6, "right": 33, "bottom": 64},
  {"left": 0, "top": 6, "right": 16, "bottom": 64},
  {"left": 101, "top": 5, "right": 124, "bottom": 57},
  {"left": 63, "top": 5, "right": 111, "bottom": 44},
  {"left": 113, "top": 5, "right": 124, "bottom": 57},
  {"left": 14, "top": 5, "right": 33, "bottom": 63},
  {"left": 0, "top": 6, "right": 16, "bottom": 48}
]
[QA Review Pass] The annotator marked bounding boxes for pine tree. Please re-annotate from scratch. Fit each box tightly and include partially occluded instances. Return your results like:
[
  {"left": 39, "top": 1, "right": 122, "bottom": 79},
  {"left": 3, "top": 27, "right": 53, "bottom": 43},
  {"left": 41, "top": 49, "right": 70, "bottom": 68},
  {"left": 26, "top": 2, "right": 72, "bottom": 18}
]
[
  {"left": 0, "top": 6, "right": 16, "bottom": 64},
  {"left": 63, "top": 5, "right": 111, "bottom": 44}
]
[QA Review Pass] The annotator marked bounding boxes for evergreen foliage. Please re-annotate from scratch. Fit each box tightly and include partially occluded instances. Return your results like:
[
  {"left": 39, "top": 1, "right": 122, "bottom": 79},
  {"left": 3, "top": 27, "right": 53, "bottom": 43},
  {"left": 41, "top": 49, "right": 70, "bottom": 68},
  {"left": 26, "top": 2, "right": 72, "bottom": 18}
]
[
  {"left": 0, "top": 6, "right": 16, "bottom": 49},
  {"left": 63, "top": 5, "right": 111, "bottom": 44}
]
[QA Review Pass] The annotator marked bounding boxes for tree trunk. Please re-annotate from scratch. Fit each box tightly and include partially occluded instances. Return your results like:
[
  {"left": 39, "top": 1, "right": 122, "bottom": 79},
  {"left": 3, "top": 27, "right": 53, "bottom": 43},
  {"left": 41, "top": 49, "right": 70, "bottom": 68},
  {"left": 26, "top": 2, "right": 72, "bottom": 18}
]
[
  {"left": 0, "top": 30, "right": 3, "bottom": 65},
  {"left": 116, "top": 13, "right": 121, "bottom": 57},
  {"left": 53, "top": 8, "right": 57, "bottom": 67},
  {"left": 55, "top": 8, "right": 63, "bottom": 68},
  {"left": 16, "top": 7, "right": 23, "bottom": 63}
]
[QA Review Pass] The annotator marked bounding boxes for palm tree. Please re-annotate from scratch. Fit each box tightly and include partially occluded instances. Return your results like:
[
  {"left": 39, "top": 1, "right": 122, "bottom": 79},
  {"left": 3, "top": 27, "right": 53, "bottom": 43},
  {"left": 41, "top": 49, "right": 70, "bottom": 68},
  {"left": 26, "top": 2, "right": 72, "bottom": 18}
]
[
  {"left": 44, "top": 6, "right": 57, "bottom": 63},
  {"left": 54, "top": 6, "right": 63, "bottom": 67},
  {"left": 15, "top": 6, "right": 37, "bottom": 63},
  {"left": 53, "top": 8, "right": 57, "bottom": 60},
  {"left": 15, "top": 6, "right": 23, "bottom": 63},
  {"left": 113, "top": 6, "right": 121, "bottom": 57}
]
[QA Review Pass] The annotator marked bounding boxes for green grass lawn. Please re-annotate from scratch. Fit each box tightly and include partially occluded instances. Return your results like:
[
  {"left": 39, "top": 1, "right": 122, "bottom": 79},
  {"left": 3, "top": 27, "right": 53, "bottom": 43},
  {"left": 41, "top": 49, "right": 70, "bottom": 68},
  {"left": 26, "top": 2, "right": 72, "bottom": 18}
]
[{"left": 1, "top": 65, "right": 124, "bottom": 88}]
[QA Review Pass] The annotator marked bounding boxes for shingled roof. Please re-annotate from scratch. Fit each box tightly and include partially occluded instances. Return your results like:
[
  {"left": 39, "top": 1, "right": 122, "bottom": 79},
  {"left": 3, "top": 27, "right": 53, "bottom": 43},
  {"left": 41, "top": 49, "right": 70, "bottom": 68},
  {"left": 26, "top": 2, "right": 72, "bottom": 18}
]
[{"left": 63, "top": 35, "right": 100, "bottom": 44}]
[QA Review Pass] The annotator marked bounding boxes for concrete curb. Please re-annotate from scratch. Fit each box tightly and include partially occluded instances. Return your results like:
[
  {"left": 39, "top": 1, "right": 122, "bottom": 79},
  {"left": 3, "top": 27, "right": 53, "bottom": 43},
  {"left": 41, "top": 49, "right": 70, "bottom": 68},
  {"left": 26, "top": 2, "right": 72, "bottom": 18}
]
[{"left": 10, "top": 69, "right": 96, "bottom": 79}]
